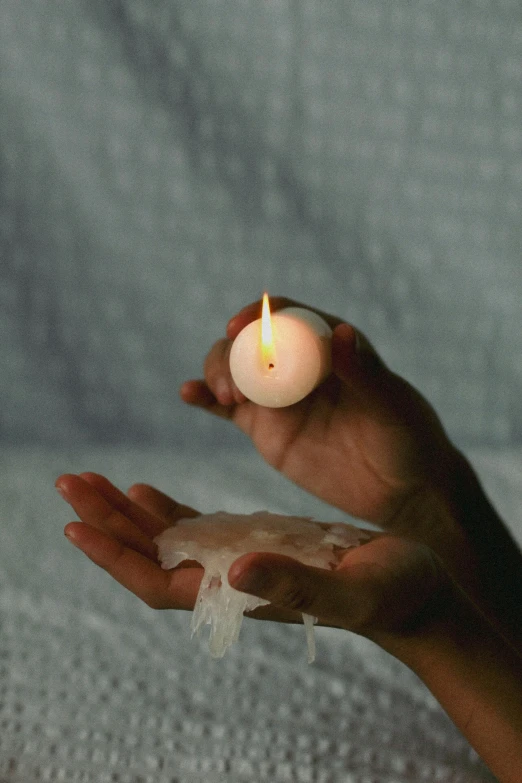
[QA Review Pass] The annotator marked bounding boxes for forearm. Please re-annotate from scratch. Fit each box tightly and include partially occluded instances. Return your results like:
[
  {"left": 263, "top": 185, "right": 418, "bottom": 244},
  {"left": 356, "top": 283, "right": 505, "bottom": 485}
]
[
  {"left": 399, "top": 447, "right": 522, "bottom": 650},
  {"left": 448, "top": 451, "right": 522, "bottom": 644},
  {"left": 380, "top": 580, "right": 522, "bottom": 783}
]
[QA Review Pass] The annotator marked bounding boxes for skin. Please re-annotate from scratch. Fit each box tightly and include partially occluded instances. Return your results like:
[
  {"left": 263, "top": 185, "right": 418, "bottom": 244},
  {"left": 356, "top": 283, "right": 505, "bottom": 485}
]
[{"left": 58, "top": 297, "right": 522, "bottom": 782}]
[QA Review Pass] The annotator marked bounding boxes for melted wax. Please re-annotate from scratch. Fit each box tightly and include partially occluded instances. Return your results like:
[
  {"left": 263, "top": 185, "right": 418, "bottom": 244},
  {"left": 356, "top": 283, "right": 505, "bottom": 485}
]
[{"left": 154, "top": 512, "right": 370, "bottom": 662}]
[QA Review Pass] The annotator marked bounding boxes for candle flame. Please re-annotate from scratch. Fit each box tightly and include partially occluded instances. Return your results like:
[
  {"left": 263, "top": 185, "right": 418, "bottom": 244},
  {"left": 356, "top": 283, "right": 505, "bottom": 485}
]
[{"left": 261, "top": 293, "right": 275, "bottom": 368}]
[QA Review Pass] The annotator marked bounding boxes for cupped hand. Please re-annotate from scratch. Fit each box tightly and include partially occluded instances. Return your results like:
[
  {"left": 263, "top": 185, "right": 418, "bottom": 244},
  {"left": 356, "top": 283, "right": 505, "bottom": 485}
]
[
  {"left": 57, "top": 472, "right": 446, "bottom": 640},
  {"left": 58, "top": 472, "right": 203, "bottom": 612},
  {"left": 58, "top": 471, "right": 321, "bottom": 623}
]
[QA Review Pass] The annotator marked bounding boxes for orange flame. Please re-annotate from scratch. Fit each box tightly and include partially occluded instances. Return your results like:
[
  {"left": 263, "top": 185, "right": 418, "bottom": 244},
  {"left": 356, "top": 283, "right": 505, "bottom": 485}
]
[{"left": 261, "top": 293, "right": 275, "bottom": 368}]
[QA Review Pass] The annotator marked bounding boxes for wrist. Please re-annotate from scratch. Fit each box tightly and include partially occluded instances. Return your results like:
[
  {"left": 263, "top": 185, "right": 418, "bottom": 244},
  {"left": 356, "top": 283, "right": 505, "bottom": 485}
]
[
  {"left": 370, "top": 564, "right": 461, "bottom": 667},
  {"left": 388, "top": 447, "right": 483, "bottom": 593},
  {"left": 396, "top": 446, "right": 522, "bottom": 647},
  {"left": 378, "top": 577, "right": 522, "bottom": 783},
  {"left": 377, "top": 572, "right": 485, "bottom": 670},
  {"left": 444, "top": 450, "right": 522, "bottom": 644}
]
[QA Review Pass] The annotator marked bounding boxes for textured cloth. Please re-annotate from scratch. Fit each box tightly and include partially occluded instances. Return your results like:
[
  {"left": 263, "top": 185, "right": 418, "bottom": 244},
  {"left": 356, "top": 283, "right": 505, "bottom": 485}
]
[
  {"left": 1, "top": 1, "right": 521, "bottom": 780},
  {"left": 1, "top": 445, "right": 519, "bottom": 782},
  {"left": 0, "top": 0, "right": 521, "bottom": 448}
]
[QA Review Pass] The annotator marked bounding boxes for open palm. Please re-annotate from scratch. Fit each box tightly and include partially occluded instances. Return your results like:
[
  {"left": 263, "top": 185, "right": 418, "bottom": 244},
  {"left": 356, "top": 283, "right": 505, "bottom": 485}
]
[{"left": 58, "top": 472, "right": 443, "bottom": 640}]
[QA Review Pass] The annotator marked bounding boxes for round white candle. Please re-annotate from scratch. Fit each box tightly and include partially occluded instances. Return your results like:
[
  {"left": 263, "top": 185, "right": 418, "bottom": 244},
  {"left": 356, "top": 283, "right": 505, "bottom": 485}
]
[{"left": 229, "top": 305, "right": 332, "bottom": 408}]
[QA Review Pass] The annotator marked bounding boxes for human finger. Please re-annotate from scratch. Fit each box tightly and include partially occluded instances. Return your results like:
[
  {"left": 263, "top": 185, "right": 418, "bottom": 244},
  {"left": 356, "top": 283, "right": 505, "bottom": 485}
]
[
  {"left": 203, "top": 338, "right": 248, "bottom": 406},
  {"left": 179, "top": 379, "right": 237, "bottom": 420},
  {"left": 56, "top": 474, "right": 156, "bottom": 560},
  {"left": 78, "top": 472, "right": 171, "bottom": 540},
  {"left": 64, "top": 521, "right": 324, "bottom": 623},
  {"left": 127, "top": 483, "right": 200, "bottom": 534},
  {"left": 229, "top": 537, "right": 443, "bottom": 637},
  {"left": 64, "top": 521, "right": 202, "bottom": 610},
  {"left": 229, "top": 552, "right": 379, "bottom": 631},
  {"left": 203, "top": 339, "right": 234, "bottom": 405}
]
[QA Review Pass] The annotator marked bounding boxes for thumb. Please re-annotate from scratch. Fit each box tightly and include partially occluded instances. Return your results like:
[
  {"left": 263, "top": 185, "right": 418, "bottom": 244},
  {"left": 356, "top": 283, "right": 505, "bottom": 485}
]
[
  {"left": 228, "top": 539, "right": 445, "bottom": 637},
  {"left": 228, "top": 551, "right": 382, "bottom": 631}
]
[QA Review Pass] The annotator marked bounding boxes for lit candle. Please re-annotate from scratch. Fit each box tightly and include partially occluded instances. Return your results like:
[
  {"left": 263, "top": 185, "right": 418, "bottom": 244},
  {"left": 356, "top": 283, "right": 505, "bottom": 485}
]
[{"left": 229, "top": 294, "right": 332, "bottom": 408}]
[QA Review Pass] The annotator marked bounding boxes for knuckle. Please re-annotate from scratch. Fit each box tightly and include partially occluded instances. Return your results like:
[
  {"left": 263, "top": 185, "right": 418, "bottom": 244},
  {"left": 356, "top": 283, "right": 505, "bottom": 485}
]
[
  {"left": 127, "top": 482, "right": 148, "bottom": 496},
  {"left": 204, "top": 339, "right": 230, "bottom": 372},
  {"left": 203, "top": 342, "right": 233, "bottom": 395},
  {"left": 104, "top": 509, "right": 129, "bottom": 539},
  {"left": 276, "top": 583, "right": 315, "bottom": 614}
]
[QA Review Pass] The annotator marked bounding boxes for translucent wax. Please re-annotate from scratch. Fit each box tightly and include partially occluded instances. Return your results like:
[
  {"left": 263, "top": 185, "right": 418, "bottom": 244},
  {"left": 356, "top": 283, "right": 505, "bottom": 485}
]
[{"left": 154, "top": 511, "right": 370, "bottom": 661}]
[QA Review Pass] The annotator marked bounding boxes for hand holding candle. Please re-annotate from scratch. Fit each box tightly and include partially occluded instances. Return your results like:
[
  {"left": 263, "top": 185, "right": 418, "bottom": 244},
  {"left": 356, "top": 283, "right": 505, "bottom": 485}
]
[
  {"left": 229, "top": 294, "right": 332, "bottom": 408},
  {"left": 181, "top": 294, "right": 454, "bottom": 525}
]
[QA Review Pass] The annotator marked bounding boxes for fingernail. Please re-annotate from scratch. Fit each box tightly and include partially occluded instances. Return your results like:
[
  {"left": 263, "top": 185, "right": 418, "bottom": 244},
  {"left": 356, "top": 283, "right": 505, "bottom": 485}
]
[
  {"left": 64, "top": 530, "right": 80, "bottom": 548},
  {"left": 232, "top": 565, "right": 273, "bottom": 594},
  {"left": 226, "top": 316, "right": 239, "bottom": 335},
  {"left": 56, "top": 484, "right": 69, "bottom": 501}
]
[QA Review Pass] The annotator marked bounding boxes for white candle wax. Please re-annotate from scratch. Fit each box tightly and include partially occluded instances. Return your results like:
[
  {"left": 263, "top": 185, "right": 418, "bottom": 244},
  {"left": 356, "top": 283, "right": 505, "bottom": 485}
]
[{"left": 229, "top": 307, "right": 332, "bottom": 408}]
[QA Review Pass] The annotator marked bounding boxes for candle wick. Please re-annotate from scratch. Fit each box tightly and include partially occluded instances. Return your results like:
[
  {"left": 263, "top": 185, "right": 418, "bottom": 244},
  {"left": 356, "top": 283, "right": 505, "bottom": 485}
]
[{"left": 268, "top": 363, "right": 274, "bottom": 370}]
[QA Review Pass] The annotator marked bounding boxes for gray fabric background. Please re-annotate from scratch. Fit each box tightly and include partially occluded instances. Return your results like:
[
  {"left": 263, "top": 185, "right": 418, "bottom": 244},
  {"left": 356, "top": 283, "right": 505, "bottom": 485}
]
[
  {"left": 0, "top": 2, "right": 521, "bottom": 781},
  {"left": 1, "top": 0, "right": 521, "bottom": 449}
]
